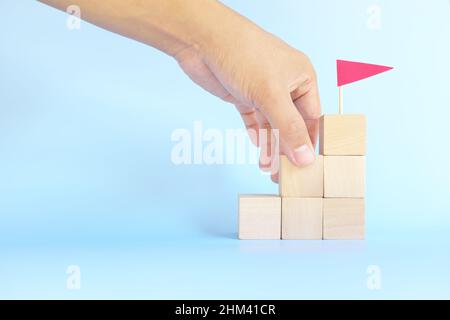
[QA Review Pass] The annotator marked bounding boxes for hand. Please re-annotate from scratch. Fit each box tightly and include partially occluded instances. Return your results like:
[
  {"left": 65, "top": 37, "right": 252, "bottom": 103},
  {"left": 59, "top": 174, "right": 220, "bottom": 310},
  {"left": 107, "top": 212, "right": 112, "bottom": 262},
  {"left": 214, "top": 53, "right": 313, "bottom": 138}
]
[
  {"left": 174, "top": 8, "right": 321, "bottom": 182},
  {"left": 38, "top": 0, "right": 321, "bottom": 183}
]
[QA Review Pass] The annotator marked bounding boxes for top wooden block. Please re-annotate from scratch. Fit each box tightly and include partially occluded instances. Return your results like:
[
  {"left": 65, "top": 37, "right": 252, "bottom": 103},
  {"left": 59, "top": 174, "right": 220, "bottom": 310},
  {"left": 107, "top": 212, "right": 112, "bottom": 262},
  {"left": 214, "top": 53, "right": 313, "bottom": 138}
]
[{"left": 319, "top": 115, "right": 366, "bottom": 155}]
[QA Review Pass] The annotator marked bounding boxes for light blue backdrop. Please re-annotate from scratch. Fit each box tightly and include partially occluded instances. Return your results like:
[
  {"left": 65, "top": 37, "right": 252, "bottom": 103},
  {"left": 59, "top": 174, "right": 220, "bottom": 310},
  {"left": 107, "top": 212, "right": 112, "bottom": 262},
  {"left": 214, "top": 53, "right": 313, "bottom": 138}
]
[{"left": 1, "top": 0, "right": 449, "bottom": 299}]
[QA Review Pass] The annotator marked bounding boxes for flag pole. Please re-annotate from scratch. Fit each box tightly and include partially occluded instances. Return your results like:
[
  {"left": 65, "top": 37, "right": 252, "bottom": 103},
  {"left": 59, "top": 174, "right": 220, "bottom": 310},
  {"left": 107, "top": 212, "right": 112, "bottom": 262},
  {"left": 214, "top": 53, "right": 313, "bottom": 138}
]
[{"left": 339, "top": 86, "right": 343, "bottom": 114}]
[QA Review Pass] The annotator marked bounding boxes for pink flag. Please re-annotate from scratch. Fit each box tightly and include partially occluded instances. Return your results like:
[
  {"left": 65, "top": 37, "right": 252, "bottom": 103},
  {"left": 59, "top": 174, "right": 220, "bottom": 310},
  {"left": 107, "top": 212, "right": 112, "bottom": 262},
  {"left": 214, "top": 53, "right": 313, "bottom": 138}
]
[{"left": 337, "top": 60, "right": 393, "bottom": 87}]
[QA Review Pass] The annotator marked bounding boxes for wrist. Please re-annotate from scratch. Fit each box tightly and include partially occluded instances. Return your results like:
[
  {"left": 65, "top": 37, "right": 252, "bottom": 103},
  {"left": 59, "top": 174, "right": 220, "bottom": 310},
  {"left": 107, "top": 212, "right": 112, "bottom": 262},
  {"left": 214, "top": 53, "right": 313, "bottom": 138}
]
[{"left": 143, "top": 0, "right": 251, "bottom": 58}]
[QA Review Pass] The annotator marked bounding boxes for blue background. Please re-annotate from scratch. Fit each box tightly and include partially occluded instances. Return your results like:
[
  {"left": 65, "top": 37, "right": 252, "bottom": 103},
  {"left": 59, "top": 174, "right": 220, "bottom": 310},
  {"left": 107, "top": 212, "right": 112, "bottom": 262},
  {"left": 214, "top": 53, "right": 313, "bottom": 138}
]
[{"left": 1, "top": 0, "right": 449, "bottom": 299}]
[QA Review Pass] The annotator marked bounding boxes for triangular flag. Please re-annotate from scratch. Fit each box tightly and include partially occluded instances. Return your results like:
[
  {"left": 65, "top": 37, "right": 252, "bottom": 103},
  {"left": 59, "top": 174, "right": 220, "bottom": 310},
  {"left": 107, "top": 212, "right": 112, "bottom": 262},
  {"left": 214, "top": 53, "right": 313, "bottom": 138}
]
[{"left": 337, "top": 60, "right": 393, "bottom": 87}]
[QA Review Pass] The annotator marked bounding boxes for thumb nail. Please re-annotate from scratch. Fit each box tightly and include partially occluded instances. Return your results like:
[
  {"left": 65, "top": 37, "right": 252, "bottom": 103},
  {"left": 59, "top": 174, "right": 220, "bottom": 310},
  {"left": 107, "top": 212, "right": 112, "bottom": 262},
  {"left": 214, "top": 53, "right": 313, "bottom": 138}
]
[{"left": 293, "top": 144, "right": 315, "bottom": 167}]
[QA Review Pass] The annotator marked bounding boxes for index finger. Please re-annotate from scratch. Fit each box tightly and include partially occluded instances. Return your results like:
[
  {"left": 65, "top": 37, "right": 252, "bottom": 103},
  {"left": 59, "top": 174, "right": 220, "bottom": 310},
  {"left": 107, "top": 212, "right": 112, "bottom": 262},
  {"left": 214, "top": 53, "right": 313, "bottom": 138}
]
[{"left": 292, "top": 82, "right": 321, "bottom": 148}]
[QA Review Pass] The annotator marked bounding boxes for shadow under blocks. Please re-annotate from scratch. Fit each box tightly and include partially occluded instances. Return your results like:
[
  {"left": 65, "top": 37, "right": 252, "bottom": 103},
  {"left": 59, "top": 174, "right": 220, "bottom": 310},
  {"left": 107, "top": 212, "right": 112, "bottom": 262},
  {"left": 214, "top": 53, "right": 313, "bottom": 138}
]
[{"left": 238, "top": 114, "right": 366, "bottom": 240}]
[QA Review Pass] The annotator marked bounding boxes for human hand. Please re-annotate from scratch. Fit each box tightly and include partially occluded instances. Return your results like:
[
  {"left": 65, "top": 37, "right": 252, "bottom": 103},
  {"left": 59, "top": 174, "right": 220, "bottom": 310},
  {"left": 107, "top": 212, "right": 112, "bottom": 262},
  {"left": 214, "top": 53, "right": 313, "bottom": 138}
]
[
  {"left": 38, "top": 0, "right": 321, "bottom": 183},
  {"left": 173, "top": 3, "right": 321, "bottom": 182}
]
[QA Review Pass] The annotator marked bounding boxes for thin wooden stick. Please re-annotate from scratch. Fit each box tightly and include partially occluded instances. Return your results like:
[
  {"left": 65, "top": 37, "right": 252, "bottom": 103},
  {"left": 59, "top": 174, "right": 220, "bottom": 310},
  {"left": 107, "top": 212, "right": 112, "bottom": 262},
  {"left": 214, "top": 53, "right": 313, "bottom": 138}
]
[{"left": 339, "top": 86, "right": 343, "bottom": 114}]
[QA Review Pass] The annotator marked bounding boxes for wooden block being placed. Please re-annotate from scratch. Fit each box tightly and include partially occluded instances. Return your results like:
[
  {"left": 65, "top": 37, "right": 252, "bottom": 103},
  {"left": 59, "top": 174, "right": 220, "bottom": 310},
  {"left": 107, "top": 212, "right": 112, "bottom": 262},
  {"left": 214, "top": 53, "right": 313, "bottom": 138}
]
[
  {"left": 323, "top": 198, "right": 365, "bottom": 239},
  {"left": 282, "top": 198, "right": 323, "bottom": 240},
  {"left": 319, "top": 115, "right": 366, "bottom": 155},
  {"left": 238, "top": 195, "right": 281, "bottom": 240},
  {"left": 324, "top": 156, "right": 365, "bottom": 198},
  {"left": 279, "top": 155, "right": 323, "bottom": 197}
]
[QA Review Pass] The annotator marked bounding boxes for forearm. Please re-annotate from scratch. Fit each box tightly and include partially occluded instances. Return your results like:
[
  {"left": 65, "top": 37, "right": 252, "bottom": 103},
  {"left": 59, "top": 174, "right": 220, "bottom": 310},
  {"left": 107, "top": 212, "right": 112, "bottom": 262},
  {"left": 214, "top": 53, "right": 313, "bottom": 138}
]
[
  {"left": 39, "top": 0, "right": 322, "bottom": 173},
  {"left": 38, "top": 0, "right": 253, "bottom": 57}
]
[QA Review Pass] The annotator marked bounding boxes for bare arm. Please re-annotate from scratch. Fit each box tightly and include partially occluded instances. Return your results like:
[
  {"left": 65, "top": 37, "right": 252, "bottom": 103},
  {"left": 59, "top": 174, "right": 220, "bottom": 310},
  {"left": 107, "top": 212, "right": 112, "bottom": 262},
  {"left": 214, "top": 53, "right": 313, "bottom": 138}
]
[{"left": 39, "top": 0, "right": 321, "bottom": 181}]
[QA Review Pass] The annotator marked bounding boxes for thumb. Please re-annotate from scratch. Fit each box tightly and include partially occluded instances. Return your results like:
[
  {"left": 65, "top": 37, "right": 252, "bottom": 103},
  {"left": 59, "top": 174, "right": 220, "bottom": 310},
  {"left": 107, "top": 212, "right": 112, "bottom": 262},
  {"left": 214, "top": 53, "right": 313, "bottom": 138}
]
[{"left": 259, "top": 91, "right": 315, "bottom": 167}]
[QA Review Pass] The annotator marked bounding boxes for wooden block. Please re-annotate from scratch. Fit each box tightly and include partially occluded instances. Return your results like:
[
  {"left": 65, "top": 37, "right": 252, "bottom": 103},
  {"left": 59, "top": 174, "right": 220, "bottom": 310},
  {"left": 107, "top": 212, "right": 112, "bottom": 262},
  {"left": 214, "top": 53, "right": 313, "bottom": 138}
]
[
  {"left": 282, "top": 198, "right": 323, "bottom": 240},
  {"left": 319, "top": 115, "right": 366, "bottom": 155},
  {"left": 238, "top": 195, "right": 281, "bottom": 240},
  {"left": 323, "top": 198, "right": 365, "bottom": 239},
  {"left": 279, "top": 155, "right": 324, "bottom": 197},
  {"left": 324, "top": 156, "right": 365, "bottom": 198}
]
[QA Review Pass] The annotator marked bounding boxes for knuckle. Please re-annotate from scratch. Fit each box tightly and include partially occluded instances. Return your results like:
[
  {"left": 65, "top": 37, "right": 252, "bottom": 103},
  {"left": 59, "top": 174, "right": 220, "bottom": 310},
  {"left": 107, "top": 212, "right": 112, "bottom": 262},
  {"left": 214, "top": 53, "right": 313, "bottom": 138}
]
[
  {"left": 298, "top": 70, "right": 316, "bottom": 89},
  {"left": 294, "top": 53, "right": 318, "bottom": 84},
  {"left": 299, "top": 75, "right": 313, "bottom": 91},
  {"left": 252, "top": 81, "right": 282, "bottom": 108}
]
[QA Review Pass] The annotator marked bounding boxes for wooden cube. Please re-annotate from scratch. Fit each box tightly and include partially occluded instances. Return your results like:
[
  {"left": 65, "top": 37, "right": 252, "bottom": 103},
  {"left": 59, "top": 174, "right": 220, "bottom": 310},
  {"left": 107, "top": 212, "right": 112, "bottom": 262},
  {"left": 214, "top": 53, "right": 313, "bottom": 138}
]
[
  {"left": 323, "top": 198, "right": 365, "bottom": 239},
  {"left": 238, "top": 195, "right": 281, "bottom": 240},
  {"left": 324, "top": 156, "right": 365, "bottom": 198},
  {"left": 282, "top": 198, "right": 323, "bottom": 240},
  {"left": 279, "top": 155, "right": 324, "bottom": 197},
  {"left": 319, "top": 115, "right": 366, "bottom": 155}
]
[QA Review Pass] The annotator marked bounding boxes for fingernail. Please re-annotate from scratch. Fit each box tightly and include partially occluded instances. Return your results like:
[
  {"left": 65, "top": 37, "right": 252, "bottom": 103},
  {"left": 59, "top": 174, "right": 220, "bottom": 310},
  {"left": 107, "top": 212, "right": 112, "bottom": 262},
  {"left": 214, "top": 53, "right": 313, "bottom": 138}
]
[{"left": 293, "top": 144, "right": 315, "bottom": 166}]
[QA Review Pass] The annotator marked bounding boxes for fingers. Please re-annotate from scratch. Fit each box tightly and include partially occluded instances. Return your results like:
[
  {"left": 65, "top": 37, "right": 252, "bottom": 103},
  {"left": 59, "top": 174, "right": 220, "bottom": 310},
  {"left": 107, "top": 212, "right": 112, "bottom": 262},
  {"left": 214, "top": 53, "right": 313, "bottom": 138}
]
[
  {"left": 271, "top": 172, "right": 279, "bottom": 184},
  {"left": 304, "top": 118, "right": 319, "bottom": 150},
  {"left": 255, "top": 115, "right": 273, "bottom": 172},
  {"left": 235, "top": 104, "right": 260, "bottom": 146},
  {"left": 260, "top": 91, "right": 315, "bottom": 167},
  {"left": 292, "top": 80, "right": 321, "bottom": 149},
  {"left": 236, "top": 105, "right": 279, "bottom": 182},
  {"left": 254, "top": 110, "right": 281, "bottom": 177}
]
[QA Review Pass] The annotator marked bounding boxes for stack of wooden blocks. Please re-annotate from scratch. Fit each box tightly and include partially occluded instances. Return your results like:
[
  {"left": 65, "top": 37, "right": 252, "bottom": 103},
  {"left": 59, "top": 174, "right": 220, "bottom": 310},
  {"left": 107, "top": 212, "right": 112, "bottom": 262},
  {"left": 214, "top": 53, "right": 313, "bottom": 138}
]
[{"left": 238, "top": 114, "right": 366, "bottom": 240}]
